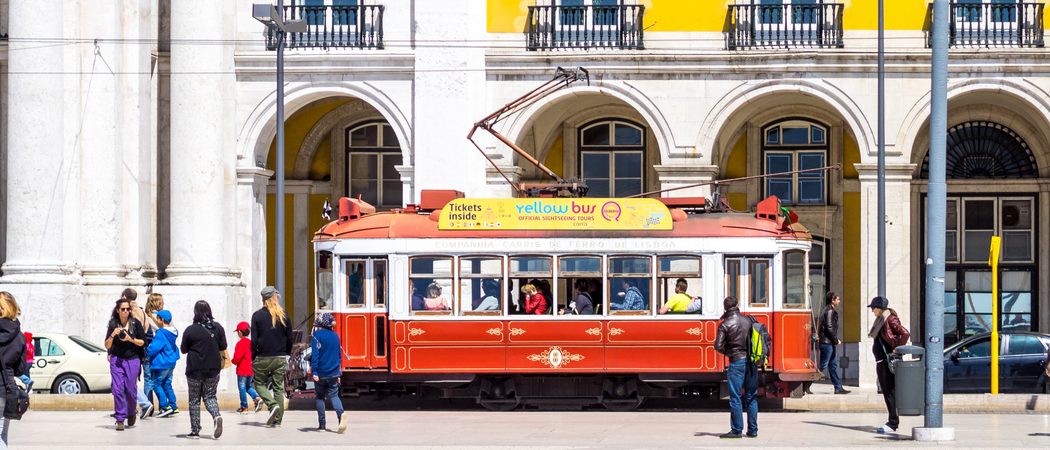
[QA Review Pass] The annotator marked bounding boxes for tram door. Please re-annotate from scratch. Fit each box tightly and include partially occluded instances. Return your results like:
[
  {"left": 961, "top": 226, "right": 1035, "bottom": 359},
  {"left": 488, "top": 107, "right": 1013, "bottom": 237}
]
[{"left": 341, "top": 258, "right": 389, "bottom": 370}]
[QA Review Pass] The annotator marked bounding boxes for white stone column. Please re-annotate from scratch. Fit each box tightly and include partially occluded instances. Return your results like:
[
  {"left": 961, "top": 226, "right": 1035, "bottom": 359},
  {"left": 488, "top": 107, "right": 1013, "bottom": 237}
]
[
  {"left": 654, "top": 164, "right": 720, "bottom": 198},
  {"left": 236, "top": 166, "right": 273, "bottom": 324},
  {"left": 1, "top": 0, "right": 74, "bottom": 283},
  {"left": 166, "top": 0, "right": 237, "bottom": 284},
  {"left": 856, "top": 163, "right": 916, "bottom": 388}
]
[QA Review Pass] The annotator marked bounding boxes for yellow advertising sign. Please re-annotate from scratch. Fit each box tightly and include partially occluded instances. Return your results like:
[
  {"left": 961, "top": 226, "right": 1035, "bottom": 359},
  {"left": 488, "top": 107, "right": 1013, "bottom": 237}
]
[{"left": 438, "top": 198, "right": 673, "bottom": 231}]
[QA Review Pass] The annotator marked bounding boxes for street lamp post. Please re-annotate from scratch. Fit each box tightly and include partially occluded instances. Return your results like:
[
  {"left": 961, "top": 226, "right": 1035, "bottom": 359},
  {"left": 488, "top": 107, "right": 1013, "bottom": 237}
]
[{"left": 253, "top": 3, "right": 306, "bottom": 298}]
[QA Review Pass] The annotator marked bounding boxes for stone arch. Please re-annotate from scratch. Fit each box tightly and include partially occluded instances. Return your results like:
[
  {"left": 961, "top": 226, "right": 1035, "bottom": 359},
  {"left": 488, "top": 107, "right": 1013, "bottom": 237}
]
[
  {"left": 500, "top": 80, "right": 676, "bottom": 165},
  {"left": 712, "top": 103, "right": 850, "bottom": 172},
  {"left": 292, "top": 101, "right": 385, "bottom": 178},
  {"left": 238, "top": 81, "right": 412, "bottom": 169},
  {"left": 904, "top": 81, "right": 1050, "bottom": 178},
  {"left": 698, "top": 79, "right": 874, "bottom": 165}
]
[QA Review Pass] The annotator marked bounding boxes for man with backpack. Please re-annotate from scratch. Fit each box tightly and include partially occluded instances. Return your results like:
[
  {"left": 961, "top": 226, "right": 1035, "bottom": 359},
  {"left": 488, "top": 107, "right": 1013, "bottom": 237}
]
[{"left": 714, "top": 296, "right": 759, "bottom": 439}]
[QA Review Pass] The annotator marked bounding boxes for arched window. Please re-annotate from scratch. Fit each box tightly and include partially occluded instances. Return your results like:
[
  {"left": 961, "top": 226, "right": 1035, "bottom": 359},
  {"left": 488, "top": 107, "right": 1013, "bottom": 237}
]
[
  {"left": 346, "top": 121, "right": 402, "bottom": 208},
  {"left": 920, "top": 121, "right": 1038, "bottom": 179},
  {"left": 578, "top": 119, "right": 645, "bottom": 198},
  {"left": 762, "top": 119, "right": 828, "bottom": 205}
]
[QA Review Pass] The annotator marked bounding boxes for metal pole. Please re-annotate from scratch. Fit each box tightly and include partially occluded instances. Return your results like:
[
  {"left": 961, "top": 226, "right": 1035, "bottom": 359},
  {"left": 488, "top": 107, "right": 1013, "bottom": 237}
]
[
  {"left": 275, "top": 0, "right": 286, "bottom": 298},
  {"left": 925, "top": 0, "right": 949, "bottom": 429},
  {"left": 877, "top": 0, "right": 886, "bottom": 299}
]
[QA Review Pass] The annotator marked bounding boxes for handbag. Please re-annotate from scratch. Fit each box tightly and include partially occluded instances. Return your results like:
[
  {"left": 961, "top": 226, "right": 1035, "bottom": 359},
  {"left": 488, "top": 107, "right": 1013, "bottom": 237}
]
[{"left": 3, "top": 373, "right": 29, "bottom": 420}]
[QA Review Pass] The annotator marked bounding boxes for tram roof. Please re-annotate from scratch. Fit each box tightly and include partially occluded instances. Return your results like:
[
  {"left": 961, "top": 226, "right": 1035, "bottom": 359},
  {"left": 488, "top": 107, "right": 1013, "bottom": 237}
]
[{"left": 314, "top": 209, "right": 811, "bottom": 241}]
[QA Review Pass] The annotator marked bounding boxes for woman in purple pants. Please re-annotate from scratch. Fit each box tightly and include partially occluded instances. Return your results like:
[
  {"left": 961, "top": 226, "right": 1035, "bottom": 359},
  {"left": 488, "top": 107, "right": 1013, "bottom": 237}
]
[{"left": 105, "top": 298, "right": 146, "bottom": 431}]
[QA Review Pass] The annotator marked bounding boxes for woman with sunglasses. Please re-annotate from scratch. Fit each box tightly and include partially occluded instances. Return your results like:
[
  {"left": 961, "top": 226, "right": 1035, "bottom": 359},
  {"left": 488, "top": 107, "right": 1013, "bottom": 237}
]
[{"left": 105, "top": 298, "right": 146, "bottom": 431}]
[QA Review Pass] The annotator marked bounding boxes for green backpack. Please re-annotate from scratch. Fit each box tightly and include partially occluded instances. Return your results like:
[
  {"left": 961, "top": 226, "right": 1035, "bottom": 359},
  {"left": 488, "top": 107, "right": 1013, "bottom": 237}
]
[{"left": 748, "top": 316, "right": 772, "bottom": 366}]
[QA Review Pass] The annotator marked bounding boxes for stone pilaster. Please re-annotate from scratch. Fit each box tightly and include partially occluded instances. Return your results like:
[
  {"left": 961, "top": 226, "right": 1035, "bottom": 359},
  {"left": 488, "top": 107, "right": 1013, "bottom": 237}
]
[
  {"left": 236, "top": 166, "right": 273, "bottom": 324},
  {"left": 654, "top": 164, "right": 720, "bottom": 198}
]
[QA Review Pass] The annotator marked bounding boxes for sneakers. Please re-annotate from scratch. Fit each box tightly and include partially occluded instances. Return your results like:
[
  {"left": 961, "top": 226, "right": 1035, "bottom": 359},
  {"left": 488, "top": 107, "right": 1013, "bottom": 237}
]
[
  {"left": 317, "top": 426, "right": 327, "bottom": 431},
  {"left": 337, "top": 414, "right": 349, "bottom": 434},
  {"left": 876, "top": 424, "right": 897, "bottom": 434},
  {"left": 266, "top": 405, "right": 282, "bottom": 427},
  {"left": 139, "top": 404, "right": 154, "bottom": 420},
  {"left": 236, "top": 407, "right": 249, "bottom": 414},
  {"left": 127, "top": 411, "right": 137, "bottom": 428},
  {"left": 170, "top": 408, "right": 181, "bottom": 416},
  {"left": 834, "top": 388, "right": 851, "bottom": 395},
  {"left": 746, "top": 431, "right": 758, "bottom": 438},
  {"left": 186, "top": 432, "right": 200, "bottom": 440},
  {"left": 115, "top": 421, "right": 125, "bottom": 431},
  {"left": 254, "top": 397, "right": 264, "bottom": 413},
  {"left": 719, "top": 431, "right": 743, "bottom": 439},
  {"left": 213, "top": 416, "right": 223, "bottom": 439},
  {"left": 156, "top": 408, "right": 174, "bottom": 418}
]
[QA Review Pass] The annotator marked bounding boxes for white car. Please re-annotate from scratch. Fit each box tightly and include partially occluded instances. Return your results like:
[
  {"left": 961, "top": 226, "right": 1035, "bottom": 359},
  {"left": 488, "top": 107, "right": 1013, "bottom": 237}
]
[{"left": 30, "top": 333, "right": 111, "bottom": 395}]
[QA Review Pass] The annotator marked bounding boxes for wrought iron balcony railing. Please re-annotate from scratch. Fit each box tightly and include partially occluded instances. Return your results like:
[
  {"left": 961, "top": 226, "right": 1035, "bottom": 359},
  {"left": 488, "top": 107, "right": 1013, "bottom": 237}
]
[
  {"left": 264, "top": 4, "right": 384, "bottom": 50},
  {"left": 727, "top": 3, "right": 844, "bottom": 50},
  {"left": 526, "top": 4, "right": 644, "bottom": 50},
  {"left": 926, "top": 2, "right": 1044, "bottom": 48}
]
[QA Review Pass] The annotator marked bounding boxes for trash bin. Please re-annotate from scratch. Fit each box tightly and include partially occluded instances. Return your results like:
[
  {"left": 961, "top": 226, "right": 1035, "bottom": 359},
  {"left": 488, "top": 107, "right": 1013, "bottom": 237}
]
[{"left": 891, "top": 345, "right": 925, "bottom": 416}]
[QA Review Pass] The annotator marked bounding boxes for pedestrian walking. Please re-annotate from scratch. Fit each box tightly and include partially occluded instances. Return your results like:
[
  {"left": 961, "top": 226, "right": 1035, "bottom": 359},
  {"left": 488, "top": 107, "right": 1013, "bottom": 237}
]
[
  {"left": 19, "top": 332, "right": 32, "bottom": 392},
  {"left": 867, "top": 296, "right": 910, "bottom": 434},
  {"left": 232, "top": 322, "right": 263, "bottom": 414},
  {"left": 105, "top": 298, "right": 147, "bottom": 431},
  {"left": 145, "top": 310, "right": 180, "bottom": 418},
  {"left": 0, "top": 292, "right": 28, "bottom": 447},
  {"left": 181, "top": 300, "right": 227, "bottom": 439},
  {"left": 122, "top": 288, "right": 156, "bottom": 419},
  {"left": 818, "top": 292, "right": 850, "bottom": 395},
  {"left": 714, "top": 296, "right": 758, "bottom": 439},
  {"left": 311, "top": 313, "right": 349, "bottom": 433},
  {"left": 251, "top": 286, "right": 292, "bottom": 427}
]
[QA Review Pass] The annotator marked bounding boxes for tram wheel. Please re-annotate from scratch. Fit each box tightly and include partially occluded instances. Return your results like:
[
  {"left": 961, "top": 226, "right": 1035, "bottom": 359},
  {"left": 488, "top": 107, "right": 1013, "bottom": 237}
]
[
  {"left": 600, "top": 395, "right": 643, "bottom": 411},
  {"left": 600, "top": 376, "right": 643, "bottom": 411},
  {"left": 477, "top": 377, "right": 520, "bottom": 411}
]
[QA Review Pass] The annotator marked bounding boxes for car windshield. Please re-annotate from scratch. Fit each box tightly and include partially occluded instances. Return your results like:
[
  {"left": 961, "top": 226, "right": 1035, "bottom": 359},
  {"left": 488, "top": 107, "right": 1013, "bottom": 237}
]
[{"left": 69, "top": 335, "right": 106, "bottom": 353}]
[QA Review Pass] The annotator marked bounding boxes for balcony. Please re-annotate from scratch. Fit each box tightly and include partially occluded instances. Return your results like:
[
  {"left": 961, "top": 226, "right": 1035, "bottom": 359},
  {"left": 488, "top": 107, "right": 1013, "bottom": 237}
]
[
  {"left": 264, "top": 4, "right": 384, "bottom": 50},
  {"left": 926, "top": 2, "right": 1044, "bottom": 48},
  {"left": 727, "top": 3, "right": 844, "bottom": 50},
  {"left": 526, "top": 4, "right": 645, "bottom": 50}
]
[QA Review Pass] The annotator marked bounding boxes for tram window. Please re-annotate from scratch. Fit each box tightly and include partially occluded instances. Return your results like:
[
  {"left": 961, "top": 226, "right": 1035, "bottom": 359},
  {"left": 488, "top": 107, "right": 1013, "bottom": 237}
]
[
  {"left": 374, "top": 260, "right": 387, "bottom": 307},
  {"left": 558, "top": 256, "right": 602, "bottom": 315},
  {"left": 657, "top": 256, "right": 702, "bottom": 314},
  {"left": 410, "top": 256, "right": 454, "bottom": 315},
  {"left": 783, "top": 250, "right": 807, "bottom": 309},
  {"left": 460, "top": 257, "right": 503, "bottom": 316},
  {"left": 609, "top": 256, "right": 651, "bottom": 314},
  {"left": 725, "top": 259, "right": 742, "bottom": 301},
  {"left": 344, "top": 259, "right": 367, "bottom": 308},
  {"left": 510, "top": 256, "right": 553, "bottom": 315},
  {"left": 749, "top": 259, "right": 771, "bottom": 307},
  {"left": 316, "top": 251, "right": 334, "bottom": 311}
]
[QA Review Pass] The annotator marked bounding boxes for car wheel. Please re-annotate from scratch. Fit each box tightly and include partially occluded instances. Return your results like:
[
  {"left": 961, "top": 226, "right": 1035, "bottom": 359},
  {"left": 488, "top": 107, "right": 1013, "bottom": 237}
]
[{"left": 52, "top": 374, "right": 88, "bottom": 395}]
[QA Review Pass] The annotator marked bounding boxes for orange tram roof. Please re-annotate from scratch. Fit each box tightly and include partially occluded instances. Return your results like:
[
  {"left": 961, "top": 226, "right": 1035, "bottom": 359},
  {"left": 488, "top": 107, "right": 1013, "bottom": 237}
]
[{"left": 314, "top": 198, "right": 812, "bottom": 242}]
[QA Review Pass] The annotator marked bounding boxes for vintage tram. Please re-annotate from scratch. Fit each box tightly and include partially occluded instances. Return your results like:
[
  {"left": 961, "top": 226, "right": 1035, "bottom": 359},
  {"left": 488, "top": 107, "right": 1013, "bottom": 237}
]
[{"left": 303, "top": 190, "right": 820, "bottom": 410}]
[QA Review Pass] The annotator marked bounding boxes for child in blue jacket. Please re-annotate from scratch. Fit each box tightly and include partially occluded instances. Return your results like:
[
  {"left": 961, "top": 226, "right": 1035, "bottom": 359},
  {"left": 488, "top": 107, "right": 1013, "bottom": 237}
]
[
  {"left": 311, "top": 313, "right": 347, "bottom": 433},
  {"left": 146, "top": 310, "right": 180, "bottom": 417}
]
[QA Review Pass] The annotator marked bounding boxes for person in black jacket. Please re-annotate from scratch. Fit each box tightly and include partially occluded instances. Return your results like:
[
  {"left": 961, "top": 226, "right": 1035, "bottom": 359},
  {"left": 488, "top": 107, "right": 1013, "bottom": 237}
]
[
  {"left": 105, "top": 298, "right": 146, "bottom": 431},
  {"left": 818, "top": 292, "right": 850, "bottom": 394},
  {"left": 251, "top": 286, "right": 292, "bottom": 427},
  {"left": 0, "top": 292, "right": 27, "bottom": 446},
  {"left": 714, "top": 296, "right": 758, "bottom": 439},
  {"left": 181, "top": 300, "right": 227, "bottom": 440}
]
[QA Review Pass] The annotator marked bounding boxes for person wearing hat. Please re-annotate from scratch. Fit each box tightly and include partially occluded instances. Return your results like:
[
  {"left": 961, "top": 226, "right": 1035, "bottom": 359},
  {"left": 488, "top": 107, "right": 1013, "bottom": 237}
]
[
  {"left": 251, "top": 286, "right": 293, "bottom": 427},
  {"left": 867, "top": 296, "right": 910, "bottom": 434},
  {"left": 232, "top": 321, "right": 263, "bottom": 414},
  {"left": 146, "top": 309, "right": 180, "bottom": 418},
  {"left": 310, "top": 312, "right": 348, "bottom": 433}
]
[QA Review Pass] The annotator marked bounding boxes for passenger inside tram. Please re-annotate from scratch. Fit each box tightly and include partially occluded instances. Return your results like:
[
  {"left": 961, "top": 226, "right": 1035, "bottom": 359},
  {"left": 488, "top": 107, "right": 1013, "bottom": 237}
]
[
  {"left": 611, "top": 279, "right": 647, "bottom": 311},
  {"left": 411, "top": 281, "right": 427, "bottom": 311},
  {"left": 521, "top": 283, "right": 549, "bottom": 315},
  {"left": 475, "top": 279, "right": 501, "bottom": 311},
  {"left": 659, "top": 278, "right": 703, "bottom": 314},
  {"left": 424, "top": 282, "right": 450, "bottom": 311},
  {"left": 560, "top": 278, "right": 594, "bottom": 315}
]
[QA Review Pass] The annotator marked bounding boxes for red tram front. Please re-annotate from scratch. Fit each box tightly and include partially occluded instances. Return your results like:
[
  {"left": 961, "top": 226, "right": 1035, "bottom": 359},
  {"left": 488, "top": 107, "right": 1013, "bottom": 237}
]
[{"left": 305, "top": 191, "right": 820, "bottom": 410}]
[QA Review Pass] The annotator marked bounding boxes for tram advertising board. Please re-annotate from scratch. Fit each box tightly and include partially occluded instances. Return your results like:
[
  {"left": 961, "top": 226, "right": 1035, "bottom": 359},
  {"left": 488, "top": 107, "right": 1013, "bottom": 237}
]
[{"left": 438, "top": 198, "right": 672, "bottom": 231}]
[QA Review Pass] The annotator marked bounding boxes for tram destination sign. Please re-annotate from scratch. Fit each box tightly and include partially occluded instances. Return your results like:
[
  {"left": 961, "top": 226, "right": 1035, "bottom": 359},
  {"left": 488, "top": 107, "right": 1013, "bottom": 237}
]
[{"left": 438, "top": 198, "right": 673, "bottom": 231}]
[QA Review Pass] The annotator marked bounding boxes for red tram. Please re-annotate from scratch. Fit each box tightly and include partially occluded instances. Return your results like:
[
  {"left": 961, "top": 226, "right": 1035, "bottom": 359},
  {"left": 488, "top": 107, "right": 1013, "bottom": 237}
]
[{"left": 304, "top": 191, "right": 820, "bottom": 410}]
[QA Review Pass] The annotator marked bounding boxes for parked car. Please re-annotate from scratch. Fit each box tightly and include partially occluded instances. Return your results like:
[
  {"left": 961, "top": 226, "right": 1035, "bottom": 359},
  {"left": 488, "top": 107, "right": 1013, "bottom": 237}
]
[
  {"left": 944, "top": 331, "right": 1050, "bottom": 393},
  {"left": 29, "top": 333, "right": 111, "bottom": 394}
]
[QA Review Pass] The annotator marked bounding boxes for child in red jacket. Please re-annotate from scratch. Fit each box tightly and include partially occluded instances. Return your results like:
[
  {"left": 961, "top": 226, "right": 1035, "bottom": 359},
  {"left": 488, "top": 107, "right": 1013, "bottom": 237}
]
[
  {"left": 232, "top": 322, "right": 262, "bottom": 413},
  {"left": 21, "top": 331, "right": 34, "bottom": 391}
]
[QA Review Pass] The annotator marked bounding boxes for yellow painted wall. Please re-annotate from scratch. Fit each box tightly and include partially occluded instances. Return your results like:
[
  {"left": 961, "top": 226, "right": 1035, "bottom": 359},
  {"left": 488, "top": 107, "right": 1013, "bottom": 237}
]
[
  {"left": 843, "top": 132, "right": 860, "bottom": 180},
  {"left": 543, "top": 134, "right": 565, "bottom": 177},
  {"left": 724, "top": 134, "right": 747, "bottom": 179},
  {"left": 842, "top": 191, "right": 861, "bottom": 341},
  {"left": 487, "top": 0, "right": 956, "bottom": 33},
  {"left": 265, "top": 97, "right": 350, "bottom": 175}
]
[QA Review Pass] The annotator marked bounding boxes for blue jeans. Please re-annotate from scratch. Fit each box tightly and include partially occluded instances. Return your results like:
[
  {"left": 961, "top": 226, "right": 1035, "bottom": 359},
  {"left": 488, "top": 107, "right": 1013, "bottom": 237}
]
[
  {"left": 137, "top": 360, "right": 154, "bottom": 409},
  {"left": 726, "top": 358, "right": 758, "bottom": 435},
  {"left": 314, "top": 376, "right": 344, "bottom": 428},
  {"left": 150, "top": 367, "right": 176, "bottom": 411},
  {"left": 818, "top": 343, "right": 843, "bottom": 390},
  {"left": 237, "top": 375, "right": 260, "bottom": 408}
]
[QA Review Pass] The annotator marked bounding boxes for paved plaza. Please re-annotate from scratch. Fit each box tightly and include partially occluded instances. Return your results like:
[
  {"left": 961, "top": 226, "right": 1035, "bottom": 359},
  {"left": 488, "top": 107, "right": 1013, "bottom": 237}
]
[{"left": 9, "top": 409, "right": 1050, "bottom": 449}]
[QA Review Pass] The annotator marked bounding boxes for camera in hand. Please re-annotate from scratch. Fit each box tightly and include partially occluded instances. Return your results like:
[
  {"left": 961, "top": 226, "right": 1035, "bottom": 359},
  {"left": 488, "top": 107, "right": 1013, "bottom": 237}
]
[{"left": 118, "top": 330, "right": 128, "bottom": 340}]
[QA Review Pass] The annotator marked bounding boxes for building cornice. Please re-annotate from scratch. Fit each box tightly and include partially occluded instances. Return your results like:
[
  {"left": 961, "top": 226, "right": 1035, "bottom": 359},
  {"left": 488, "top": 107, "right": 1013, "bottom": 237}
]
[{"left": 234, "top": 51, "right": 415, "bottom": 77}]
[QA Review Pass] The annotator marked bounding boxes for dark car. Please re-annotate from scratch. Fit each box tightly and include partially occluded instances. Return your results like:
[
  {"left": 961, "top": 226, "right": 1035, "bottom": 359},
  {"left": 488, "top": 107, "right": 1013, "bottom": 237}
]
[{"left": 944, "top": 331, "right": 1050, "bottom": 393}]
